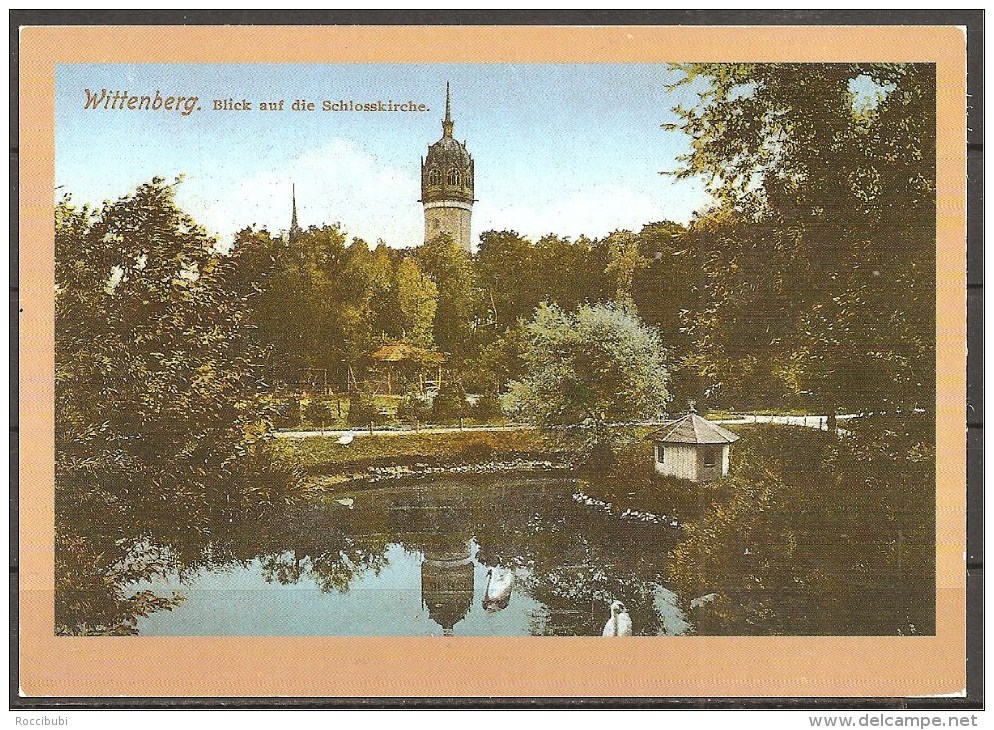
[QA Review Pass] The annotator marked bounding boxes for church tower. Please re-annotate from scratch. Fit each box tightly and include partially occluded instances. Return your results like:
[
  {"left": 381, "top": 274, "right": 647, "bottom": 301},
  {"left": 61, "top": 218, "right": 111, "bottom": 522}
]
[{"left": 420, "top": 83, "right": 475, "bottom": 252}]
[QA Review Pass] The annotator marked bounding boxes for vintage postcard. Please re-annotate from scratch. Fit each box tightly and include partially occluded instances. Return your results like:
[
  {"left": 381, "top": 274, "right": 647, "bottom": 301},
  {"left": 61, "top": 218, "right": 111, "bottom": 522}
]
[{"left": 18, "top": 23, "right": 968, "bottom": 699}]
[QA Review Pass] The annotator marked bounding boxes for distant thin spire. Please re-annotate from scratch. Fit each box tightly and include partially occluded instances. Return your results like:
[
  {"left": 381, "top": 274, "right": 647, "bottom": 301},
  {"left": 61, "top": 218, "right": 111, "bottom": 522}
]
[
  {"left": 442, "top": 81, "right": 454, "bottom": 138},
  {"left": 289, "top": 183, "right": 301, "bottom": 242}
]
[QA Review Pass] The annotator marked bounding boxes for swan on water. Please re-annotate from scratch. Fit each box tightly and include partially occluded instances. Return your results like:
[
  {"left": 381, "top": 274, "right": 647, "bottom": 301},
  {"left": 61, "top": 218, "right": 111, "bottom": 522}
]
[
  {"left": 337, "top": 431, "right": 355, "bottom": 445},
  {"left": 602, "top": 600, "right": 633, "bottom": 636},
  {"left": 482, "top": 567, "right": 514, "bottom": 612}
]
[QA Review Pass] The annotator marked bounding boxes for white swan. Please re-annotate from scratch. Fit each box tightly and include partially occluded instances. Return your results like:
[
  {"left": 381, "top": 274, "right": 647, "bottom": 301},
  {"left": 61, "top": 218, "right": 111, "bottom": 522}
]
[
  {"left": 336, "top": 431, "right": 355, "bottom": 445},
  {"left": 482, "top": 567, "right": 514, "bottom": 612},
  {"left": 602, "top": 600, "right": 633, "bottom": 636}
]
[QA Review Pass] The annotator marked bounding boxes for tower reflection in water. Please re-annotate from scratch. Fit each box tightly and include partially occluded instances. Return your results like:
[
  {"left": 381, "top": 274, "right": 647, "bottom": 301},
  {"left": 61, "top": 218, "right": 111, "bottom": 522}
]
[
  {"left": 391, "top": 489, "right": 476, "bottom": 636},
  {"left": 421, "top": 535, "right": 474, "bottom": 636}
]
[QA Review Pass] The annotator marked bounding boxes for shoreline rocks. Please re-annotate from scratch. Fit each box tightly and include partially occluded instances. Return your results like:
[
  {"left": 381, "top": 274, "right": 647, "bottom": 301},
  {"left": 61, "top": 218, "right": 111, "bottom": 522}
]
[
  {"left": 309, "top": 458, "right": 569, "bottom": 492},
  {"left": 571, "top": 489, "right": 682, "bottom": 529}
]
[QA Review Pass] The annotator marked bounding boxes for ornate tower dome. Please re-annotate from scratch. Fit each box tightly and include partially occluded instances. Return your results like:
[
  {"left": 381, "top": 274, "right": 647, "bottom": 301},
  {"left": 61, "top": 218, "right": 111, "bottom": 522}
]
[{"left": 420, "top": 82, "right": 475, "bottom": 252}]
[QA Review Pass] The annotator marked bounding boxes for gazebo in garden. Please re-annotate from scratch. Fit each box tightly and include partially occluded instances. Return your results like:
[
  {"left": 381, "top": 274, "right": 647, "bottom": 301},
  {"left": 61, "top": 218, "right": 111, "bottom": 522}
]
[
  {"left": 645, "top": 412, "right": 740, "bottom": 483},
  {"left": 369, "top": 341, "right": 446, "bottom": 395}
]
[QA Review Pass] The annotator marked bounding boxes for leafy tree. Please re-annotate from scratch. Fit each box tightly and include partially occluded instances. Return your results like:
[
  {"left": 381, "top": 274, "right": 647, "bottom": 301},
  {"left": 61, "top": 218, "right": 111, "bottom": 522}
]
[
  {"left": 396, "top": 392, "right": 432, "bottom": 425},
  {"left": 603, "top": 230, "right": 646, "bottom": 311},
  {"left": 459, "top": 322, "right": 528, "bottom": 395},
  {"left": 667, "top": 63, "right": 935, "bottom": 416},
  {"left": 532, "top": 233, "right": 612, "bottom": 312},
  {"left": 471, "top": 393, "right": 504, "bottom": 422},
  {"left": 415, "top": 234, "right": 477, "bottom": 361},
  {"left": 503, "top": 302, "right": 670, "bottom": 450},
  {"left": 430, "top": 383, "right": 469, "bottom": 424},
  {"left": 475, "top": 229, "right": 540, "bottom": 330},
  {"left": 302, "top": 398, "right": 336, "bottom": 428},
  {"left": 55, "top": 178, "right": 299, "bottom": 634},
  {"left": 228, "top": 227, "right": 283, "bottom": 303},
  {"left": 253, "top": 223, "right": 348, "bottom": 377},
  {"left": 253, "top": 225, "right": 397, "bottom": 386},
  {"left": 630, "top": 221, "right": 694, "bottom": 342},
  {"left": 394, "top": 256, "right": 439, "bottom": 347},
  {"left": 346, "top": 390, "right": 380, "bottom": 427},
  {"left": 367, "top": 242, "right": 406, "bottom": 343}
]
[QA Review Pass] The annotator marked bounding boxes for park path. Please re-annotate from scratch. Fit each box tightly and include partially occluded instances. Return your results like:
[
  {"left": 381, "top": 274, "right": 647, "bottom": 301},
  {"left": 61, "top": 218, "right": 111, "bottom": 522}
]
[
  {"left": 713, "top": 413, "right": 856, "bottom": 435},
  {"left": 274, "top": 414, "right": 857, "bottom": 439},
  {"left": 274, "top": 424, "right": 533, "bottom": 438}
]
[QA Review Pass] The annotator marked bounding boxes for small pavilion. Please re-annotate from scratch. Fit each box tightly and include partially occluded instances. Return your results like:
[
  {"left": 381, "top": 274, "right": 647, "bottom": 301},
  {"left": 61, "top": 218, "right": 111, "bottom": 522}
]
[
  {"left": 646, "top": 412, "right": 740, "bottom": 483},
  {"left": 369, "top": 341, "right": 446, "bottom": 395}
]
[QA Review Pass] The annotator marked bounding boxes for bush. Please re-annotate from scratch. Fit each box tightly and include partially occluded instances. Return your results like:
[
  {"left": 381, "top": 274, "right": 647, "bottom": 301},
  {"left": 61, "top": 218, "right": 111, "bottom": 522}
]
[
  {"left": 397, "top": 393, "right": 432, "bottom": 425},
  {"left": 472, "top": 393, "right": 504, "bottom": 422},
  {"left": 303, "top": 398, "right": 336, "bottom": 427},
  {"left": 346, "top": 391, "right": 380, "bottom": 427},
  {"left": 430, "top": 384, "right": 468, "bottom": 424},
  {"left": 271, "top": 397, "right": 302, "bottom": 429}
]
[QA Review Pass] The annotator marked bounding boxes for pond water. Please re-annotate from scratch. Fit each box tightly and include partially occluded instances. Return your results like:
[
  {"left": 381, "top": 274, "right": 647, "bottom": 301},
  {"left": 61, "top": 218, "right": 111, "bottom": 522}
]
[{"left": 131, "top": 475, "right": 691, "bottom": 637}]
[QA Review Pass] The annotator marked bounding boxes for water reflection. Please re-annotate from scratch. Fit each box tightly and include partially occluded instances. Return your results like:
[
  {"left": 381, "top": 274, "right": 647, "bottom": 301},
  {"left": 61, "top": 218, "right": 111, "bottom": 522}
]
[
  {"left": 126, "top": 475, "right": 690, "bottom": 637},
  {"left": 421, "top": 538, "right": 474, "bottom": 635},
  {"left": 482, "top": 567, "right": 514, "bottom": 612}
]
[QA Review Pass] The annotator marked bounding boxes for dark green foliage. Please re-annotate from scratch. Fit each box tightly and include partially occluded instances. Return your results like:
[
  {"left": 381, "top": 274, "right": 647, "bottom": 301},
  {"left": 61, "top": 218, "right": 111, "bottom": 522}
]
[
  {"left": 302, "top": 398, "right": 338, "bottom": 428},
  {"left": 471, "top": 393, "right": 504, "bottom": 422},
  {"left": 415, "top": 234, "right": 477, "bottom": 362},
  {"left": 430, "top": 383, "right": 469, "bottom": 424},
  {"left": 55, "top": 178, "right": 301, "bottom": 634},
  {"left": 396, "top": 392, "right": 432, "bottom": 425},
  {"left": 346, "top": 390, "right": 381, "bottom": 427},
  {"left": 668, "top": 418, "right": 935, "bottom": 635},
  {"left": 272, "top": 396, "right": 303, "bottom": 429},
  {"left": 251, "top": 226, "right": 410, "bottom": 385},
  {"left": 668, "top": 63, "right": 935, "bottom": 414}
]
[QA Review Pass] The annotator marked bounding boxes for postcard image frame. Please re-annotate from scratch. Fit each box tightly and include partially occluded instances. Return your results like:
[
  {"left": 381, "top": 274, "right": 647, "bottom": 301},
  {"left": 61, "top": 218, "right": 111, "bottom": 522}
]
[{"left": 13, "top": 11, "right": 980, "bottom": 705}]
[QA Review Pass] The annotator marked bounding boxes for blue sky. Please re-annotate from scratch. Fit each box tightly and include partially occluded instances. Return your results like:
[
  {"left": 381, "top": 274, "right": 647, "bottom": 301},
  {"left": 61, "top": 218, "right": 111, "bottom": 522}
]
[{"left": 56, "top": 63, "right": 710, "bottom": 249}]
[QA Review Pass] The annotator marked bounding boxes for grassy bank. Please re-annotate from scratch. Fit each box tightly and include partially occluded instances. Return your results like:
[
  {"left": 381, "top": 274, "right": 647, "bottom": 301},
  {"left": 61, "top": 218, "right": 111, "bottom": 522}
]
[{"left": 269, "top": 428, "right": 558, "bottom": 489}]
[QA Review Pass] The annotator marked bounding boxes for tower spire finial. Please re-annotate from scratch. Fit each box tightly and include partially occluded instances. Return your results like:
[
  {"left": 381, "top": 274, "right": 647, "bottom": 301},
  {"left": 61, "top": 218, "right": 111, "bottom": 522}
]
[
  {"left": 442, "top": 82, "right": 454, "bottom": 137},
  {"left": 289, "top": 182, "right": 301, "bottom": 242}
]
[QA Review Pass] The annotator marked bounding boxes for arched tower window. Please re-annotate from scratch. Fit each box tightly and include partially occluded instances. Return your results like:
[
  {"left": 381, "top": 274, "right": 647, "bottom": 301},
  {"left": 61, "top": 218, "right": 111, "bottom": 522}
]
[
  {"left": 447, "top": 169, "right": 461, "bottom": 186},
  {"left": 428, "top": 168, "right": 441, "bottom": 186}
]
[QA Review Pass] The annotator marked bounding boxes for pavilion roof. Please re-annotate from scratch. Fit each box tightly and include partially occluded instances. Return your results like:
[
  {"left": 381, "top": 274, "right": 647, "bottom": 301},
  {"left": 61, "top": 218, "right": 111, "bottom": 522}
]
[
  {"left": 370, "top": 341, "right": 446, "bottom": 365},
  {"left": 646, "top": 413, "right": 740, "bottom": 445}
]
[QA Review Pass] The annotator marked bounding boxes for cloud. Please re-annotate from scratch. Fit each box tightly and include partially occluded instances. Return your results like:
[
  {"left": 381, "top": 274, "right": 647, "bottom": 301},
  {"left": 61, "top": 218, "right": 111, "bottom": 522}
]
[{"left": 189, "top": 137, "right": 424, "bottom": 248}]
